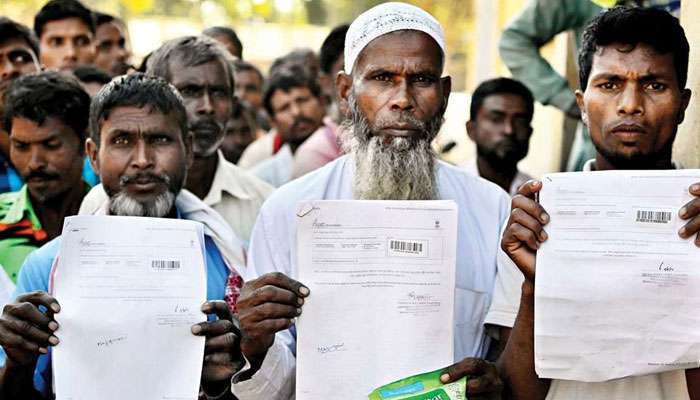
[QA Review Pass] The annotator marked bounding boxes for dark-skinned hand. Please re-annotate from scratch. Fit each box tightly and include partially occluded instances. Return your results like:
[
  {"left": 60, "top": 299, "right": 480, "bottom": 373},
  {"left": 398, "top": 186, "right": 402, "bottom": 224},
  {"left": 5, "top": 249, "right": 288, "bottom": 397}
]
[
  {"left": 192, "top": 300, "right": 243, "bottom": 395},
  {"left": 440, "top": 357, "right": 503, "bottom": 399},
  {"left": 501, "top": 180, "right": 549, "bottom": 281},
  {"left": 678, "top": 182, "right": 700, "bottom": 246},
  {"left": 236, "top": 272, "right": 309, "bottom": 372},
  {"left": 0, "top": 291, "right": 60, "bottom": 369}
]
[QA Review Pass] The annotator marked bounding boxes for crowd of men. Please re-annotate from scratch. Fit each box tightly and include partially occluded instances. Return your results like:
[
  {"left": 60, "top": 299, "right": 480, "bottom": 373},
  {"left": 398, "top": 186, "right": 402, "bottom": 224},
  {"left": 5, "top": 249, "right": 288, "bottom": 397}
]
[{"left": 0, "top": 0, "right": 698, "bottom": 399}]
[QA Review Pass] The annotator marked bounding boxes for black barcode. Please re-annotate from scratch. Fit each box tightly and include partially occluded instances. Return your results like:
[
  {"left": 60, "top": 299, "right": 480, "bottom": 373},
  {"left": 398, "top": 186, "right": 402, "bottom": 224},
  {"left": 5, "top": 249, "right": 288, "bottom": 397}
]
[
  {"left": 390, "top": 240, "right": 423, "bottom": 253},
  {"left": 636, "top": 210, "right": 672, "bottom": 224},
  {"left": 151, "top": 260, "right": 181, "bottom": 269}
]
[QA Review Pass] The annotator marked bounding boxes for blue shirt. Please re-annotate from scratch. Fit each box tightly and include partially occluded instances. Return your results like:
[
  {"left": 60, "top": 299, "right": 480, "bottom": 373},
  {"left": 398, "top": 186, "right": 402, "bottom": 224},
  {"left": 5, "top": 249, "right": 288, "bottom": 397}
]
[
  {"left": 0, "top": 154, "right": 21, "bottom": 195},
  {"left": 0, "top": 233, "right": 229, "bottom": 397}
]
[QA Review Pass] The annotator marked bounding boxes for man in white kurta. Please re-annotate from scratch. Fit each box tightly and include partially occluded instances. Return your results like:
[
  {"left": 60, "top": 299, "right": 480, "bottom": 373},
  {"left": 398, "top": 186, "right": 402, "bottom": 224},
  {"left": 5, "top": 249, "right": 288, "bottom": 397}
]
[{"left": 231, "top": 3, "right": 511, "bottom": 399}]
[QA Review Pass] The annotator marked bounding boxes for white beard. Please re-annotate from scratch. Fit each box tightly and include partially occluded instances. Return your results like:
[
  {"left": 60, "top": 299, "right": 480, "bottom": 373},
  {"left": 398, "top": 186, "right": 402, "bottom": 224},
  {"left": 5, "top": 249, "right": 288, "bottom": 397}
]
[
  {"left": 343, "top": 92, "right": 442, "bottom": 201},
  {"left": 109, "top": 191, "right": 175, "bottom": 217}
]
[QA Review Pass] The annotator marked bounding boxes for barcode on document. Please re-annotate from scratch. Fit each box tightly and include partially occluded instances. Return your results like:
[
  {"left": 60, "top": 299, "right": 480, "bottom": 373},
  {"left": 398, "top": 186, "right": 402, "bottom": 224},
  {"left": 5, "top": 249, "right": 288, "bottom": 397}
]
[
  {"left": 636, "top": 210, "right": 672, "bottom": 224},
  {"left": 390, "top": 240, "right": 423, "bottom": 253},
  {"left": 151, "top": 260, "right": 181, "bottom": 270}
]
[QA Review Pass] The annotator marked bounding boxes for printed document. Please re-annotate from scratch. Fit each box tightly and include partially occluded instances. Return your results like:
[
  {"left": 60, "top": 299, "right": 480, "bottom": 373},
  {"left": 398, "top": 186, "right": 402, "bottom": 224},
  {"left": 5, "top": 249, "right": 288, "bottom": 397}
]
[
  {"left": 535, "top": 170, "right": 700, "bottom": 382},
  {"left": 51, "top": 215, "right": 208, "bottom": 400},
  {"left": 295, "top": 200, "right": 458, "bottom": 399}
]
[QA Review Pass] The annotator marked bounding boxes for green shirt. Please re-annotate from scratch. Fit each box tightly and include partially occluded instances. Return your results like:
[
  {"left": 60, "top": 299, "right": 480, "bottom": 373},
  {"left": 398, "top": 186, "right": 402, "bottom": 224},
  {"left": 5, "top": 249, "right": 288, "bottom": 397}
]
[{"left": 0, "top": 185, "right": 48, "bottom": 283}]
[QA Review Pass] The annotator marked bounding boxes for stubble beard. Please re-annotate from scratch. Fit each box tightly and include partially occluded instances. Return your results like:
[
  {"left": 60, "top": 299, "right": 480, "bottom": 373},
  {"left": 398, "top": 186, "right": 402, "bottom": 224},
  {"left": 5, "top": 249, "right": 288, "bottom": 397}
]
[{"left": 343, "top": 92, "right": 443, "bottom": 201}]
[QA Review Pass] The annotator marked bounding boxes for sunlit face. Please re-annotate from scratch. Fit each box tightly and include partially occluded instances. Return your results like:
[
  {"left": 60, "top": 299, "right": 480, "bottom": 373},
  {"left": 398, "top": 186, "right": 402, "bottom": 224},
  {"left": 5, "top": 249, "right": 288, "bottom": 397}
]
[
  {"left": 576, "top": 42, "right": 691, "bottom": 169},
  {"left": 341, "top": 30, "right": 449, "bottom": 146},
  {"left": 221, "top": 110, "right": 256, "bottom": 164},
  {"left": 169, "top": 58, "right": 233, "bottom": 158},
  {"left": 39, "top": 17, "right": 95, "bottom": 72},
  {"left": 0, "top": 39, "right": 40, "bottom": 85},
  {"left": 234, "top": 69, "right": 263, "bottom": 111},
  {"left": 87, "top": 106, "right": 191, "bottom": 216},
  {"left": 94, "top": 21, "right": 131, "bottom": 77},
  {"left": 10, "top": 116, "right": 83, "bottom": 203},
  {"left": 269, "top": 86, "right": 324, "bottom": 147}
]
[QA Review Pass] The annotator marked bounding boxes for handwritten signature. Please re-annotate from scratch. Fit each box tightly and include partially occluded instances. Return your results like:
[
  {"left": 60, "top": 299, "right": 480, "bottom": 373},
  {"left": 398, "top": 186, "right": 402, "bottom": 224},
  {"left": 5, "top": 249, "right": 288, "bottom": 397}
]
[
  {"left": 658, "top": 261, "right": 675, "bottom": 272},
  {"left": 408, "top": 292, "right": 434, "bottom": 302},
  {"left": 97, "top": 336, "right": 127, "bottom": 347},
  {"left": 317, "top": 343, "right": 345, "bottom": 354}
]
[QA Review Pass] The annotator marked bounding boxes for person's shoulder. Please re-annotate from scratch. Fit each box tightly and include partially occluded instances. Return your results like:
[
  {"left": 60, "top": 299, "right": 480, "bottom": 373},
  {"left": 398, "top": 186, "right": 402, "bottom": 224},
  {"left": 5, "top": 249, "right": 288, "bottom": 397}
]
[
  {"left": 15, "top": 237, "right": 62, "bottom": 293},
  {"left": 260, "top": 156, "right": 349, "bottom": 214},
  {"left": 238, "top": 133, "right": 275, "bottom": 168},
  {"left": 0, "top": 190, "right": 23, "bottom": 221},
  {"left": 220, "top": 158, "right": 275, "bottom": 198}
]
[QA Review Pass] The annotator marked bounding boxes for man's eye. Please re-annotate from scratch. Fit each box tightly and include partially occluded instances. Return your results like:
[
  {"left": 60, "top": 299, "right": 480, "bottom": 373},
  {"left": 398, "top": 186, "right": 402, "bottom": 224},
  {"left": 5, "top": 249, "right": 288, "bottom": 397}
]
[
  {"left": 372, "top": 74, "right": 391, "bottom": 82},
  {"left": 412, "top": 75, "right": 435, "bottom": 84},
  {"left": 151, "top": 136, "right": 171, "bottom": 144},
  {"left": 44, "top": 141, "right": 61, "bottom": 150},
  {"left": 49, "top": 38, "right": 63, "bottom": 47},
  {"left": 9, "top": 53, "right": 30, "bottom": 64},
  {"left": 599, "top": 82, "right": 618, "bottom": 90},
  {"left": 212, "top": 88, "right": 229, "bottom": 98},
  {"left": 179, "top": 87, "right": 201, "bottom": 97},
  {"left": 75, "top": 36, "right": 90, "bottom": 47},
  {"left": 646, "top": 82, "right": 667, "bottom": 91},
  {"left": 12, "top": 142, "right": 29, "bottom": 151},
  {"left": 97, "top": 42, "right": 111, "bottom": 52},
  {"left": 113, "top": 136, "right": 129, "bottom": 145}
]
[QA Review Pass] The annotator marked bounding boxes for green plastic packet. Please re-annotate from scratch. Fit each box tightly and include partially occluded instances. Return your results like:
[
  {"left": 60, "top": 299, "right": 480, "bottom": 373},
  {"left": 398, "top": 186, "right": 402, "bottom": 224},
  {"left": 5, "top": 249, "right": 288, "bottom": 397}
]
[{"left": 368, "top": 368, "right": 467, "bottom": 400}]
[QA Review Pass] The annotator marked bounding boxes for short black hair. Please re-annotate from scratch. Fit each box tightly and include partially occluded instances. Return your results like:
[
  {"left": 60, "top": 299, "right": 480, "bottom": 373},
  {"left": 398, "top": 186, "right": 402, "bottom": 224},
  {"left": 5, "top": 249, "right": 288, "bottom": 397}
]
[
  {"left": 579, "top": 6, "right": 689, "bottom": 91},
  {"left": 93, "top": 11, "right": 115, "bottom": 27},
  {"left": 3, "top": 71, "right": 90, "bottom": 148},
  {"left": 470, "top": 77, "right": 534, "bottom": 121},
  {"left": 147, "top": 35, "right": 235, "bottom": 94},
  {"left": 89, "top": 73, "right": 187, "bottom": 146},
  {"left": 73, "top": 65, "right": 111, "bottom": 85},
  {"left": 263, "top": 66, "right": 322, "bottom": 117},
  {"left": 233, "top": 59, "right": 263, "bottom": 85},
  {"left": 0, "top": 17, "right": 40, "bottom": 57},
  {"left": 34, "top": 0, "right": 96, "bottom": 39},
  {"left": 269, "top": 48, "right": 319, "bottom": 78},
  {"left": 203, "top": 26, "right": 243, "bottom": 59},
  {"left": 319, "top": 24, "right": 349, "bottom": 75}
]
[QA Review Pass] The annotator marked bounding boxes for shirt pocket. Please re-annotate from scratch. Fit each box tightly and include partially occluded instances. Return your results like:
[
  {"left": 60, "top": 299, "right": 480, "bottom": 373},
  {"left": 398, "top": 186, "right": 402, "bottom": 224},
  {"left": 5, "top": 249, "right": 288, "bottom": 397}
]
[{"left": 454, "top": 287, "right": 490, "bottom": 360}]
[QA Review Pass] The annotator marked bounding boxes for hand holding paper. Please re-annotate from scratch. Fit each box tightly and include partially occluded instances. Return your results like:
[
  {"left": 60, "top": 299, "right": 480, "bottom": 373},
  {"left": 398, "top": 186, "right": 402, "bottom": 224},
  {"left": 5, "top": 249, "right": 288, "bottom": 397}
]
[{"left": 530, "top": 170, "right": 700, "bottom": 382}]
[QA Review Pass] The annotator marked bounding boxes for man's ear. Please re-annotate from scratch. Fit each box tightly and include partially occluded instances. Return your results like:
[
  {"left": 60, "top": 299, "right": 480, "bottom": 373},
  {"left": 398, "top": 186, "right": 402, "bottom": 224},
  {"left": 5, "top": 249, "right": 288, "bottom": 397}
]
[
  {"left": 336, "top": 72, "right": 352, "bottom": 119},
  {"left": 86, "top": 137, "right": 100, "bottom": 175},
  {"left": 677, "top": 88, "right": 692, "bottom": 125},
  {"left": 466, "top": 120, "right": 476, "bottom": 141},
  {"left": 440, "top": 76, "right": 452, "bottom": 114},
  {"left": 575, "top": 89, "right": 588, "bottom": 127}
]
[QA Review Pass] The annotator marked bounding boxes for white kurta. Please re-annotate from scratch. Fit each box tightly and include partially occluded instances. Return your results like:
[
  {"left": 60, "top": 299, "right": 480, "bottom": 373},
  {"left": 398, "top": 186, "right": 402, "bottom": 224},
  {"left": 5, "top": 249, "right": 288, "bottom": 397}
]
[{"left": 233, "top": 155, "right": 511, "bottom": 400}]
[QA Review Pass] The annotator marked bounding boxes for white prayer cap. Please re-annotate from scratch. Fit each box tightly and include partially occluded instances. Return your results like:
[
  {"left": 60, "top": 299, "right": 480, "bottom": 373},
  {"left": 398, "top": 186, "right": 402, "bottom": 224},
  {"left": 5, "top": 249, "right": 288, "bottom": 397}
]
[{"left": 344, "top": 2, "right": 446, "bottom": 74}]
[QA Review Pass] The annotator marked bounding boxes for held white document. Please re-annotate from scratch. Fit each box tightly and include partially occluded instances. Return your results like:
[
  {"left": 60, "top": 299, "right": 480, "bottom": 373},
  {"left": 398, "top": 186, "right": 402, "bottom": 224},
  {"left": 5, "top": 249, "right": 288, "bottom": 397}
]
[
  {"left": 535, "top": 170, "right": 700, "bottom": 382},
  {"left": 51, "top": 215, "right": 208, "bottom": 400},
  {"left": 295, "top": 200, "right": 458, "bottom": 399}
]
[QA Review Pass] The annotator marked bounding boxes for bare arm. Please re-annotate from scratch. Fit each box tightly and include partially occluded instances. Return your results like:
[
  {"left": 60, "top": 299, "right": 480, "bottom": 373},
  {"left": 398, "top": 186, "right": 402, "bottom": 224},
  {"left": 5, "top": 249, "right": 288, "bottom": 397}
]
[{"left": 497, "top": 281, "right": 550, "bottom": 400}]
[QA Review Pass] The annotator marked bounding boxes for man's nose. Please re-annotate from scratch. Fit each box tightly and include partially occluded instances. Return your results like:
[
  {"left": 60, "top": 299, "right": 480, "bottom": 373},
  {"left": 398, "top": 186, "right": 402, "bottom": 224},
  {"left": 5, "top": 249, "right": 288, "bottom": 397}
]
[
  {"left": 27, "top": 147, "right": 47, "bottom": 170},
  {"left": 389, "top": 80, "right": 414, "bottom": 111},
  {"left": 617, "top": 85, "right": 644, "bottom": 116},
  {"left": 196, "top": 92, "right": 215, "bottom": 116},
  {"left": 130, "top": 140, "right": 154, "bottom": 169},
  {"left": 0, "top": 59, "right": 19, "bottom": 81}
]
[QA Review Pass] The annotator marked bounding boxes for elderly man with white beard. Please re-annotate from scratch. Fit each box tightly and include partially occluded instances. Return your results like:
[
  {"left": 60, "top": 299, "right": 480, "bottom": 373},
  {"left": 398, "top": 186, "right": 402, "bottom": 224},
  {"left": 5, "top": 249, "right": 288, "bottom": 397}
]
[{"left": 232, "top": 3, "right": 510, "bottom": 399}]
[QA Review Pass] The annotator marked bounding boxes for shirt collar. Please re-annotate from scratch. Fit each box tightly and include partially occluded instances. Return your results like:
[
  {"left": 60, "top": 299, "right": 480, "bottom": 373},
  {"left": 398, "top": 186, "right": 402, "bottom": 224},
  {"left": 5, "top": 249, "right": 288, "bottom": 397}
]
[
  {"left": 202, "top": 150, "right": 254, "bottom": 206},
  {"left": 0, "top": 185, "right": 42, "bottom": 228}
]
